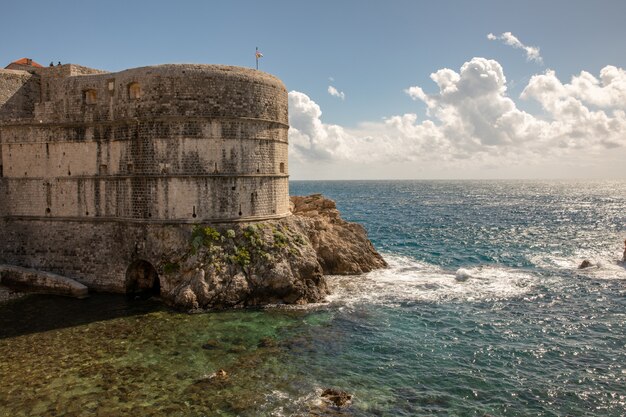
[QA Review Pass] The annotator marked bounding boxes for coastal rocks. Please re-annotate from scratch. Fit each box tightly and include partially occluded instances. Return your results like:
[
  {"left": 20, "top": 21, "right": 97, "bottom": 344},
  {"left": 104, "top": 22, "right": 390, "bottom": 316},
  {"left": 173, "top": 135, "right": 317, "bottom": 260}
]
[
  {"left": 0, "top": 285, "right": 25, "bottom": 302},
  {"left": 0, "top": 264, "right": 88, "bottom": 298},
  {"left": 257, "top": 337, "right": 277, "bottom": 348},
  {"left": 163, "top": 222, "right": 326, "bottom": 310},
  {"left": 189, "top": 369, "right": 230, "bottom": 391},
  {"left": 290, "top": 194, "right": 387, "bottom": 275},
  {"left": 157, "top": 194, "right": 386, "bottom": 310},
  {"left": 213, "top": 369, "right": 228, "bottom": 379},
  {"left": 320, "top": 388, "right": 353, "bottom": 408},
  {"left": 201, "top": 339, "right": 221, "bottom": 350},
  {"left": 578, "top": 259, "right": 593, "bottom": 269}
]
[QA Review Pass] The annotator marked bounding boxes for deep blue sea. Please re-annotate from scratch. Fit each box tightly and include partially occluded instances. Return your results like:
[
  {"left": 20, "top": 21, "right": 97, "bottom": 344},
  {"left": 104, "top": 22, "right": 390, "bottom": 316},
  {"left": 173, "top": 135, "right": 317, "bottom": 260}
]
[{"left": 1, "top": 180, "right": 625, "bottom": 416}]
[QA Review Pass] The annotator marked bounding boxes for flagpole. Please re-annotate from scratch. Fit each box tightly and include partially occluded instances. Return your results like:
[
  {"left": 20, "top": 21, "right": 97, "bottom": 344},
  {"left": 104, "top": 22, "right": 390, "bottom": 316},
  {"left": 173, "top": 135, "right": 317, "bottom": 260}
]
[{"left": 256, "top": 46, "right": 258, "bottom": 70}]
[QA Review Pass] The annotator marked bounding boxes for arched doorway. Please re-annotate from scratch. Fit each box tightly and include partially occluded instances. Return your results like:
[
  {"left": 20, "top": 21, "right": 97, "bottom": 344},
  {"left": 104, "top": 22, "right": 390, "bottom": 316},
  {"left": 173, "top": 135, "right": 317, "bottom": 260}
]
[{"left": 125, "top": 260, "right": 160, "bottom": 295}]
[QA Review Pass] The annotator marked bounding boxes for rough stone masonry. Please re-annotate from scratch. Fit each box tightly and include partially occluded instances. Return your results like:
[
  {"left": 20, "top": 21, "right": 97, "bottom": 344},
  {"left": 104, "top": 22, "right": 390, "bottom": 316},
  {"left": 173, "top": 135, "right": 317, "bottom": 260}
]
[{"left": 0, "top": 59, "right": 385, "bottom": 308}]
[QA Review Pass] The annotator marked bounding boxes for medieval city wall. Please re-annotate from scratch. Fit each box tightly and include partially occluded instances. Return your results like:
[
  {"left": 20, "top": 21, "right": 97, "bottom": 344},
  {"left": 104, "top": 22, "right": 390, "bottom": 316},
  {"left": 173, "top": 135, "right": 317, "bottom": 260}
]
[
  {"left": 0, "top": 63, "right": 290, "bottom": 292},
  {"left": 0, "top": 69, "right": 40, "bottom": 121},
  {"left": 1, "top": 64, "right": 289, "bottom": 222}
]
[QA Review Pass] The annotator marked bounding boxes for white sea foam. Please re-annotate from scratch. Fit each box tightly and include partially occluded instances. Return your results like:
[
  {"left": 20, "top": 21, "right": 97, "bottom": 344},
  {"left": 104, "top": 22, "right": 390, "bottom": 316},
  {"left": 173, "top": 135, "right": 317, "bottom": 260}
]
[
  {"left": 455, "top": 268, "right": 472, "bottom": 282},
  {"left": 260, "top": 388, "right": 323, "bottom": 417},
  {"left": 325, "top": 254, "right": 537, "bottom": 306},
  {"left": 529, "top": 250, "right": 626, "bottom": 280}
]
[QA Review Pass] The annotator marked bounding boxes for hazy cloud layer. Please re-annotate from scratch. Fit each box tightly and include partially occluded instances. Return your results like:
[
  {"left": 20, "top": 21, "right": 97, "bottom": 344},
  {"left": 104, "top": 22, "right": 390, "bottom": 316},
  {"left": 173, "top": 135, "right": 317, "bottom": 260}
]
[
  {"left": 487, "top": 32, "right": 543, "bottom": 64},
  {"left": 328, "top": 85, "right": 345, "bottom": 100},
  {"left": 288, "top": 57, "right": 626, "bottom": 172}
]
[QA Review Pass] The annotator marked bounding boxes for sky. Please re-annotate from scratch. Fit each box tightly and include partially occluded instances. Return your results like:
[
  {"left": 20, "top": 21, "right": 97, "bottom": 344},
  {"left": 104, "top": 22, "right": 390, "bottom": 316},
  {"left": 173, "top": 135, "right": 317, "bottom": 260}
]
[{"left": 2, "top": 0, "right": 626, "bottom": 179}]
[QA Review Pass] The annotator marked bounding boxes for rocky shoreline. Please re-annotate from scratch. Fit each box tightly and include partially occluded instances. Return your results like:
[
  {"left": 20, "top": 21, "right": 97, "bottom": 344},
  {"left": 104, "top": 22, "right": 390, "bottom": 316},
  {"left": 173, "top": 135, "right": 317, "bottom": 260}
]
[
  {"left": 0, "top": 284, "right": 25, "bottom": 303},
  {"left": 0, "top": 195, "right": 386, "bottom": 310},
  {"left": 165, "top": 194, "right": 387, "bottom": 310}
]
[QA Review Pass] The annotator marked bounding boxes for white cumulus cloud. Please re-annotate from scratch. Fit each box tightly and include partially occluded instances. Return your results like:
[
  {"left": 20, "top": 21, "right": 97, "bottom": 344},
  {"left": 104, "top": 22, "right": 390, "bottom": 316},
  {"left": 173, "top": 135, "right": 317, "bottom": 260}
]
[
  {"left": 328, "top": 85, "right": 345, "bottom": 100},
  {"left": 288, "top": 57, "right": 626, "bottom": 176},
  {"left": 487, "top": 32, "right": 543, "bottom": 64},
  {"left": 522, "top": 66, "right": 626, "bottom": 109}
]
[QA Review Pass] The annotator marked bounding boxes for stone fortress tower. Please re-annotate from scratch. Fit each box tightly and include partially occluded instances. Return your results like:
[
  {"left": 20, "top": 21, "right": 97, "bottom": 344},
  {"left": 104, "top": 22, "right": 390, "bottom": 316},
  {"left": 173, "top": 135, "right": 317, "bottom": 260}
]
[{"left": 0, "top": 58, "right": 289, "bottom": 294}]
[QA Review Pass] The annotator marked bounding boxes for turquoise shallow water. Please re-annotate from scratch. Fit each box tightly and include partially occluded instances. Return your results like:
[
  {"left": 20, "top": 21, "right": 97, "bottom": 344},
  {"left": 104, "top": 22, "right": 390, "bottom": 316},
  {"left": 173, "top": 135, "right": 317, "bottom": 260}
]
[{"left": 1, "top": 180, "right": 626, "bottom": 416}]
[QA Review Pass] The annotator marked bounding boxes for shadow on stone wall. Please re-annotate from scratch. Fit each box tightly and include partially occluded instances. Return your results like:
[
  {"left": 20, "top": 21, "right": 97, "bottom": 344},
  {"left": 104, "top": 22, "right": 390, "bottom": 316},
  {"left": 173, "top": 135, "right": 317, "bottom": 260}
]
[
  {"left": 0, "top": 292, "right": 164, "bottom": 339},
  {"left": 0, "top": 71, "right": 40, "bottom": 121}
]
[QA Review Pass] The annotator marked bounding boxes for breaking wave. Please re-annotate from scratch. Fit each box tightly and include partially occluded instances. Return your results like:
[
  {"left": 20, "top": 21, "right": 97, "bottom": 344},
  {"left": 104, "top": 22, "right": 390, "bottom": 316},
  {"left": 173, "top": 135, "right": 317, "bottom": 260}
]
[
  {"left": 528, "top": 249, "right": 626, "bottom": 280},
  {"left": 325, "top": 254, "right": 538, "bottom": 306}
]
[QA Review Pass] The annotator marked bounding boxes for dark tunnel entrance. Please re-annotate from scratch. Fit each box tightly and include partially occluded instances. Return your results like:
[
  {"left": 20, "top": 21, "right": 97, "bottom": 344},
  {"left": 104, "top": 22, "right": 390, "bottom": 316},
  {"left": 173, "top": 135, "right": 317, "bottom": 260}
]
[{"left": 125, "top": 260, "right": 160, "bottom": 296}]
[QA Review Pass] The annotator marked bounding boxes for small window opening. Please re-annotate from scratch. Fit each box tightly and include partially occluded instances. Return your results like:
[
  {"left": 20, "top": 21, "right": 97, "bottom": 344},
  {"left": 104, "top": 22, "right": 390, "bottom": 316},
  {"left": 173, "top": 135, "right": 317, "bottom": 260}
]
[
  {"left": 127, "top": 163, "right": 134, "bottom": 173},
  {"left": 84, "top": 89, "right": 98, "bottom": 105},
  {"left": 128, "top": 82, "right": 142, "bottom": 100},
  {"left": 192, "top": 206, "right": 197, "bottom": 218},
  {"left": 279, "top": 162, "right": 285, "bottom": 173},
  {"left": 99, "top": 164, "right": 108, "bottom": 175}
]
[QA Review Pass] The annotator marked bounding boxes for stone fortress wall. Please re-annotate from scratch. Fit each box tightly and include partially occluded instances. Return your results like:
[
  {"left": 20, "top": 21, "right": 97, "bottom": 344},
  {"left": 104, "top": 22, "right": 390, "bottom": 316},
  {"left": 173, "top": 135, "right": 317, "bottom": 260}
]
[{"left": 0, "top": 61, "right": 290, "bottom": 292}]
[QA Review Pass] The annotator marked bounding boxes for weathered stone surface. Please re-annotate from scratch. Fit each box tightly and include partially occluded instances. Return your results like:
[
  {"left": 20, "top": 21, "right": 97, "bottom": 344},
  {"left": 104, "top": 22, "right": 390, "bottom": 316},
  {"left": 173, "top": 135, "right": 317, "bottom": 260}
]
[
  {"left": 158, "top": 219, "right": 327, "bottom": 310},
  {"left": 0, "top": 264, "right": 88, "bottom": 298},
  {"left": 150, "top": 195, "right": 387, "bottom": 310},
  {"left": 0, "top": 62, "right": 289, "bottom": 297},
  {"left": 0, "top": 284, "right": 25, "bottom": 302},
  {"left": 0, "top": 64, "right": 289, "bottom": 223},
  {"left": 0, "top": 60, "right": 386, "bottom": 309},
  {"left": 290, "top": 194, "right": 388, "bottom": 275}
]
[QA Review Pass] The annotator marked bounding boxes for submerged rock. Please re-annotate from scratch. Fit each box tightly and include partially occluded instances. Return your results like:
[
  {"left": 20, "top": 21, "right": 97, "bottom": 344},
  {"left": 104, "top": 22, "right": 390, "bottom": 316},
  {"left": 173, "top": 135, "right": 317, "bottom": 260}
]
[
  {"left": 320, "top": 388, "right": 353, "bottom": 408},
  {"left": 257, "top": 337, "right": 277, "bottom": 348},
  {"left": 158, "top": 194, "right": 386, "bottom": 310},
  {"left": 578, "top": 260, "right": 593, "bottom": 269},
  {"left": 201, "top": 339, "right": 221, "bottom": 350}
]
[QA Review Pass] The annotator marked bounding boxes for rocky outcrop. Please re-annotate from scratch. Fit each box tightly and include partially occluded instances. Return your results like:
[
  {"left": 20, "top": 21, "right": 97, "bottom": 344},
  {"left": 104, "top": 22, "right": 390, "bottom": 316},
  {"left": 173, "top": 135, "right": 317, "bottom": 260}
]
[
  {"left": 0, "top": 265, "right": 88, "bottom": 298},
  {"left": 290, "top": 194, "right": 387, "bottom": 274},
  {"left": 320, "top": 388, "right": 353, "bottom": 408},
  {"left": 160, "top": 194, "right": 386, "bottom": 310},
  {"left": 163, "top": 219, "right": 327, "bottom": 310}
]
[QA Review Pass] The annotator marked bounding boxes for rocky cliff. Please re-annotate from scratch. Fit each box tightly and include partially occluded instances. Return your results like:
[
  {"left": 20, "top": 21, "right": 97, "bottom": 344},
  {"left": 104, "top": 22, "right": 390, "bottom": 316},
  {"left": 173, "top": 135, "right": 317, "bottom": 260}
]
[
  {"left": 165, "top": 195, "right": 386, "bottom": 310},
  {"left": 290, "top": 194, "right": 387, "bottom": 275}
]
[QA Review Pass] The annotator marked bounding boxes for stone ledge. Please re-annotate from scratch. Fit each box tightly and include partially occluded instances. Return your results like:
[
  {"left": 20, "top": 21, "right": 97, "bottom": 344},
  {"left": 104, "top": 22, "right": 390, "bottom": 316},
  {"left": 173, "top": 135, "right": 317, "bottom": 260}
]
[
  {"left": 0, "top": 115, "right": 290, "bottom": 129},
  {"left": 1, "top": 212, "right": 290, "bottom": 224},
  {"left": 0, "top": 265, "right": 88, "bottom": 298}
]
